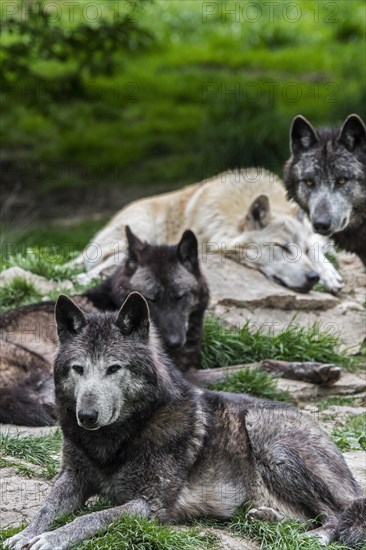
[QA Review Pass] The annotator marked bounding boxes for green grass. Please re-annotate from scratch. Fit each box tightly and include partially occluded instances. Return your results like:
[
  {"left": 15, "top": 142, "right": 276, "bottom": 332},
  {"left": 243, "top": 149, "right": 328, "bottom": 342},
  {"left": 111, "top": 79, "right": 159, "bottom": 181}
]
[
  {"left": 0, "top": 277, "right": 43, "bottom": 311},
  {"left": 0, "top": 500, "right": 217, "bottom": 550},
  {"left": 1, "top": 248, "right": 83, "bottom": 281},
  {"left": 201, "top": 315, "right": 353, "bottom": 371},
  {"left": 0, "top": 218, "right": 107, "bottom": 268},
  {"left": 316, "top": 396, "right": 360, "bottom": 411},
  {"left": 223, "top": 508, "right": 350, "bottom": 550},
  {"left": 209, "top": 368, "right": 289, "bottom": 402},
  {"left": 0, "top": 430, "right": 62, "bottom": 479},
  {"left": 331, "top": 414, "right": 366, "bottom": 452}
]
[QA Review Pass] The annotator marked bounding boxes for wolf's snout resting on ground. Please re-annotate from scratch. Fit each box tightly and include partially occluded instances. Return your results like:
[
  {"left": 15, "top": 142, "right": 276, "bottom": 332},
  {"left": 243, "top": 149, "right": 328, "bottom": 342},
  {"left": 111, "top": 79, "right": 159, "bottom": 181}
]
[{"left": 5, "top": 293, "right": 365, "bottom": 550}]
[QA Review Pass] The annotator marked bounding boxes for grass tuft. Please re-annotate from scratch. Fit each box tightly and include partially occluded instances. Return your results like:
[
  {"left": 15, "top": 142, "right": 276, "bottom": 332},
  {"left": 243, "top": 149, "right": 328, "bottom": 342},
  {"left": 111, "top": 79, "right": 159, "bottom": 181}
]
[
  {"left": 201, "top": 316, "right": 353, "bottom": 370},
  {"left": 0, "top": 277, "right": 43, "bottom": 312},
  {"left": 0, "top": 430, "right": 62, "bottom": 479},
  {"left": 1, "top": 248, "right": 83, "bottom": 281},
  {"left": 209, "top": 368, "right": 289, "bottom": 402},
  {"left": 219, "top": 508, "right": 350, "bottom": 550}
]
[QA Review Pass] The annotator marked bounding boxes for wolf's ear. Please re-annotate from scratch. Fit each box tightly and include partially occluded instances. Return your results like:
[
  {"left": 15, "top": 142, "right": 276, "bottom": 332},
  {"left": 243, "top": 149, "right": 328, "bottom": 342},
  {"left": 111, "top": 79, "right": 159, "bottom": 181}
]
[
  {"left": 290, "top": 115, "right": 319, "bottom": 153},
  {"left": 125, "top": 225, "right": 146, "bottom": 271},
  {"left": 116, "top": 292, "right": 150, "bottom": 339},
  {"left": 337, "top": 114, "right": 366, "bottom": 151},
  {"left": 243, "top": 195, "right": 271, "bottom": 230},
  {"left": 55, "top": 295, "right": 87, "bottom": 343},
  {"left": 125, "top": 226, "right": 146, "bottom": 259},
  {"left": 177, "top": 230, "right": 199, "bottom": 273}
]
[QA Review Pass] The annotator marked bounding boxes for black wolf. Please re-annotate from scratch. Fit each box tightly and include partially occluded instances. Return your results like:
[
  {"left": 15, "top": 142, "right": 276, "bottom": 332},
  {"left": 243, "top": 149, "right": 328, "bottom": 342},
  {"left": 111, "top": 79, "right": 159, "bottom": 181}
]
[
  {"left": 85, "top": 226, "right": 209, "bottom": 372},
  {"left": 5, "top": 293, "right": 365, "bottom": 550},
  {"left": 284, "top": 114, "right": 366, "bottom": 265},
  {"left": 0, "top": 229, "right": 208, "bottom": 425}
]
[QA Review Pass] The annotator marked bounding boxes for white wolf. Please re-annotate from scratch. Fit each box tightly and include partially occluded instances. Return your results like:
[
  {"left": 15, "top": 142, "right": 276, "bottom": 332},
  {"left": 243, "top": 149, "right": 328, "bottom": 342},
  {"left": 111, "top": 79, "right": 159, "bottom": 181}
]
[{"left": 75, "top": 168, "right": 343, "bottom": 293}]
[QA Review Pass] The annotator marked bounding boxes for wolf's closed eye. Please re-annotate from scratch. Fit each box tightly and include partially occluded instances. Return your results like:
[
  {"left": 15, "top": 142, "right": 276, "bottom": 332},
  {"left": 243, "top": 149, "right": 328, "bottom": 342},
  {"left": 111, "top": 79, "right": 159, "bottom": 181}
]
[
  {"left": 72, "top": 365, "right": 84, "bottom": 375},
  {"left": 106, "top": 364, "right": 122, "bottom": 375}
]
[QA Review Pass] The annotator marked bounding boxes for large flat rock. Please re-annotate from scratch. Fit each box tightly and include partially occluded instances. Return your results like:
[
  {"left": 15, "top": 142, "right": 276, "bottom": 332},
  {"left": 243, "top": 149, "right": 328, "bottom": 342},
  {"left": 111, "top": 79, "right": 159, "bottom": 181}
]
[
  {"left": 277, "top": 372, "right": 366, "bottom": 402},
  {"left": 211, "top": 302, "right": 366, "bottom": 353},
  {"left": 202, "top": 256, "right": 340, "bottom": 311},
  {"left": 0, "top": 468, "right": 52, "bottom": 528},
  {"left": 201, "top": 255, "right": 365, "bottom": 352}
]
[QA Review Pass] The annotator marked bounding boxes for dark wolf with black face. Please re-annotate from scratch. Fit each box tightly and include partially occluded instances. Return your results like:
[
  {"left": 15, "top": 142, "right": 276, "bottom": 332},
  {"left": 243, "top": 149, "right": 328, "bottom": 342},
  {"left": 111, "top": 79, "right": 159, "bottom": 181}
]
[
  {"left": 5, "top": 293, "right": 365, "bottom": 550},
  {"left": 85, "top": 227, "right": 209, "bottom": 371},
  {"left": 284, "top": 114, "right": 366, "bottom": 265},
  {"left": 0, "top": 229, "right": 208, "bottom": 426}
]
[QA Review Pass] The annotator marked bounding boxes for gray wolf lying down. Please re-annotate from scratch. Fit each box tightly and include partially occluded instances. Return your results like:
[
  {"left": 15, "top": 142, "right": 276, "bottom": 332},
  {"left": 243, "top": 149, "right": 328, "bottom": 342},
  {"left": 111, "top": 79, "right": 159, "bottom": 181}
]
[{"left": 5, "top": 293, "right": 365, "bottom": 549}]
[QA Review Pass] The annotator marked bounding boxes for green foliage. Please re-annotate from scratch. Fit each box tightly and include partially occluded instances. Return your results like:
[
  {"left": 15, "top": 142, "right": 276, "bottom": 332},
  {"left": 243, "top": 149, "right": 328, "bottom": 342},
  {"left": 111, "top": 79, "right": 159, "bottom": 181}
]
[
  {"left": 210, "top": 368, "right": 289, "bottom": 402},
  {"left": 332, "top": 414, "right": 366, "bottom": 452},
  {"left": 1, "top": 0, "right": 365, "bottom": 197},
  {"left": 1, "top": 1, "right": 153, "bottom": 106},
  {"left": 0, "top": 276, "right": 43, "bottom": 311},
  {"left": 1, "top": 247, "right": 82, "bottom": 280},
  {"left": 0, "top": 430, "right": 62, "bottom": 479},
  {"left": 201, "top": 315, "right": 351, "bottom": 370}
]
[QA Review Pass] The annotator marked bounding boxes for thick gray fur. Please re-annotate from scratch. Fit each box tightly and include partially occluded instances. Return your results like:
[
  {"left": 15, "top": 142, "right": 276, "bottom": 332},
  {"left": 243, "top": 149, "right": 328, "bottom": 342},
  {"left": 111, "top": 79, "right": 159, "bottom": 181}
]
[
  {"left": 5, "top": 293, "right": 365, "bottom": 549},
  {"left": 284, "top": 114, "right": 366, "bottom": 264}
]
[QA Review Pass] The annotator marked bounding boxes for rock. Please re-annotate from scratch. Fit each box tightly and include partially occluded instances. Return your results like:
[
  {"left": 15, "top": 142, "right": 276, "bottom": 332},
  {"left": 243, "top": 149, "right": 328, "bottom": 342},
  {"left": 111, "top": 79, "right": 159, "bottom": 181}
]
[
  {"left": 210, "top": 303, "right": 366, "bottom": 354},
  {"left": 202, "top": 255, "right": 339, "bottom": 311},
  {"left": 201, "top": 254, "right": 365, "bottom": 352},
  {"left": 0, "top": 468, "right": 52, "bottom": 528},
  {"left": 0, "top": 267, "right": 74, "bottom": 295},
  {"left": 201, "top": 528, "right": 259, "bottom": 550},
  {"left": 343, "top": 452, "right": 366, "bottom": 492},
  {"left": 276, "top": 372, "right": 366, "bottom": 402}
]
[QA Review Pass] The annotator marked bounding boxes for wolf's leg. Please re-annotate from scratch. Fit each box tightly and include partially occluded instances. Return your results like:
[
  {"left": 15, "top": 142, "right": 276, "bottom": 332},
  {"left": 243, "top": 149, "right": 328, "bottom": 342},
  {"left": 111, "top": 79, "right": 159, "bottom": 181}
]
[
  {"left": 303, "top": 520, "right": 338, "bottom": 546},
  {"left": 311, "top": 239, "right": 344, "bottom": 293},
  {"left": 4, "top": 471, "right": 89, "bottom": 550},
  {"left": 245, "top": 410, "right": 362, "bottom": 545},
  {"left": 23, "top": 498, "right": 150, "bottom": 550}
]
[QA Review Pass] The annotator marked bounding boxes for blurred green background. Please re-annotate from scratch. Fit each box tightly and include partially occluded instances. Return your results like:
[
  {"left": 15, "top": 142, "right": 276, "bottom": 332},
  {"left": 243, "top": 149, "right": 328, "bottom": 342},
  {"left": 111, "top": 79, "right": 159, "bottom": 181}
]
[{"left": 1, "top": 0, "right": 365, "bottom": 252}]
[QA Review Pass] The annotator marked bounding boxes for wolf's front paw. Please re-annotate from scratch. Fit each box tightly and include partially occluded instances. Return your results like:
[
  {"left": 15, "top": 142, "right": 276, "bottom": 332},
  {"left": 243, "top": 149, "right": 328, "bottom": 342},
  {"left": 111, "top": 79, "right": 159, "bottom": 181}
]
[
  {"left": 3, "top": 530, "right": 33, "bottom": 550},
  {"left": 320, "top": 267, "right": 344, "bottom": 294},
  {"left": 23, "top": 531, "right": 68, "bottom": 550}
]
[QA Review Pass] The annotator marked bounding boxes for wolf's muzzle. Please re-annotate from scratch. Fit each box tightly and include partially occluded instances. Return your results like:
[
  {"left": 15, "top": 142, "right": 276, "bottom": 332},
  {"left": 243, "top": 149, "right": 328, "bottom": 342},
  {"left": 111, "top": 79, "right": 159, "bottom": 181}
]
[{"left": 78, "top": 408, "right": 99, "bottom": 429}]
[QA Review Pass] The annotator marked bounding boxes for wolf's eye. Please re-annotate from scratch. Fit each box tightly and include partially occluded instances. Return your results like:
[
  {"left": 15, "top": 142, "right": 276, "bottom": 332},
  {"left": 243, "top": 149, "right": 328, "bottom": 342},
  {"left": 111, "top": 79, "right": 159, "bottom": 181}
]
[
  {"left": 305, "top": 179, "right": 315, "bottom": 188},
  {"left": 106, "top": 364, "right": 122, "bottom": 375},
  {"left": 337, "top": 177, "right": 347, "bottom": 186},
  {"left": 72, "top": 365, "right": 84, "bottom": 375}
]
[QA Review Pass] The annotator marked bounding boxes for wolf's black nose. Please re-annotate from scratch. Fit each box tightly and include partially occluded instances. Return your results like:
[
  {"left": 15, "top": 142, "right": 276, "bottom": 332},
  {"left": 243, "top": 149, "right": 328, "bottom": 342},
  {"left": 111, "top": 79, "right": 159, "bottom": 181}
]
[
  {"left": 166, "top": 334, "right": 184, "bottom": 350},
  {"left": 78, "top": 409, "right": 98, "bottom": 426},
  {"left": 313, "top": 218, "right": 331, "bottom": 233},
  {"left": 306, "top": 271, "right": 320, "bottom": 285}
]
